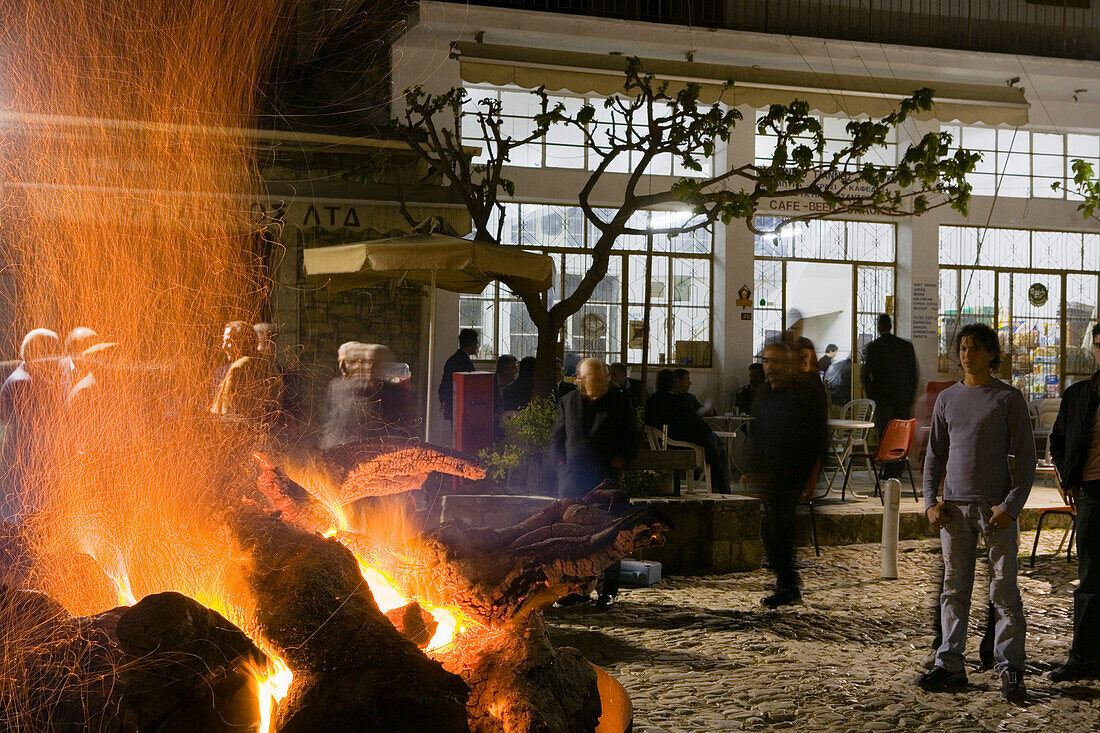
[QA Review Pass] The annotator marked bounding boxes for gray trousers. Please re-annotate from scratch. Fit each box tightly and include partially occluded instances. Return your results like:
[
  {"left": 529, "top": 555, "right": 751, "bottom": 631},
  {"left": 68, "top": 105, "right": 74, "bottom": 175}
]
[{"left": 936, "top": 501, "right": 1026, "bottom": 674}]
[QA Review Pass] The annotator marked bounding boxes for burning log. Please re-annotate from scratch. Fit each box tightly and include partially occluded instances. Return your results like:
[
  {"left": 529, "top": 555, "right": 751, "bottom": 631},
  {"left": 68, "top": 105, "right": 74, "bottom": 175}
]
[
  {"left": 322, "top": 439, "right": 486, "bottom": 505},
  {"left": 115, "top": 591, "right": 270, "bottom": 732},
  {"left": 0, "top": 589, "right": 269, "bottom": 733},
  {"left": 400, "top": 482, "right": 667, "bottom": 627},
  {"left": 230, "top": 507, "right": 470, "bottom": 732},
  {"left": 449, "top": 614, "right": 601, "bottom": 733}
]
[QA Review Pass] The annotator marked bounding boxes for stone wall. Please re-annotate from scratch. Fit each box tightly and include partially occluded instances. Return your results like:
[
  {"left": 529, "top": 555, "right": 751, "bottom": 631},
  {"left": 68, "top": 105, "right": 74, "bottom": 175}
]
[{"left": 631, "top": 496, "right": 763, "bottom": 575}]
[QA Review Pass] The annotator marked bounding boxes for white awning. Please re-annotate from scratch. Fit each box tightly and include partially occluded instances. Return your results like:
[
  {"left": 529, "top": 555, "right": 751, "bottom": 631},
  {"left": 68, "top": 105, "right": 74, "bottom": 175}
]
[{"left": 455, "top": 42, "right": 1029, "bottom": 127}]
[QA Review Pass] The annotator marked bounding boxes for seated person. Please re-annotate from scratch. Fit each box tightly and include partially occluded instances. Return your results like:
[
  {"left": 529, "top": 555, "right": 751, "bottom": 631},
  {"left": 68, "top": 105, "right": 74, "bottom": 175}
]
[
  {"left": 502, "top": 356, "right": 536, "bottom": 412},
  {"left": 646, "top": 369, "right": 730, "bottom": 493},
  {"left": 734, "top": 363, "right": 765, "bottom": 415},
  {"left": 672, "top": 368, "right": 715, "bottom": 416}
]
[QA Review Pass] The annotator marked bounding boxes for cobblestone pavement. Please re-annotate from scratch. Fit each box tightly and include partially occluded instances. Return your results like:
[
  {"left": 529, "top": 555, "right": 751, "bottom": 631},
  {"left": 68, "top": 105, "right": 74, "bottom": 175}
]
[{"left": 546, "top": 531, "right": 1098, "bottom": 732}]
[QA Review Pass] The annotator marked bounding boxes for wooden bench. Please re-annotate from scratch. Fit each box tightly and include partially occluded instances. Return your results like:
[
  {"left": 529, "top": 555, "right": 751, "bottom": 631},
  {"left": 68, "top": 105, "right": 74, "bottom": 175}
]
[{"left": 631, "top": 449, "right": 699, "bottom": 496}]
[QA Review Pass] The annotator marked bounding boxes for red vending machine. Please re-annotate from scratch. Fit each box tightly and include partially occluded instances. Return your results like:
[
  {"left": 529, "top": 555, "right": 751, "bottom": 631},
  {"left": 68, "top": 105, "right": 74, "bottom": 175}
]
[{"left": 452, "top": 370, "right": 495, "bottom": 457}]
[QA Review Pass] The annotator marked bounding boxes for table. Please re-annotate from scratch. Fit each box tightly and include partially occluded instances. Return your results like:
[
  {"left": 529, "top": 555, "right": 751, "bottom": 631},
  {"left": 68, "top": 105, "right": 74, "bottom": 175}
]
[
  {"left": 825, "top": 419, "right": 876, "bottom": 498},
  {"left": 706, "top": 415, "right": 754, "bottom": 474}
]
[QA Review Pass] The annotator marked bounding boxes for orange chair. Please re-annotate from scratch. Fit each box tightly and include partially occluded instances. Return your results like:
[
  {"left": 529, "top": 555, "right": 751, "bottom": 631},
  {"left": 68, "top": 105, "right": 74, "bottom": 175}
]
[
  {"left": 801, "top": 458, "right": 822, "bottom": 556},
  {"left": 842, "top": 418, "right": 918, "bottom": 502},
  {"left": 1030, "top": 462, "right": 1076, "bottom": 567}
]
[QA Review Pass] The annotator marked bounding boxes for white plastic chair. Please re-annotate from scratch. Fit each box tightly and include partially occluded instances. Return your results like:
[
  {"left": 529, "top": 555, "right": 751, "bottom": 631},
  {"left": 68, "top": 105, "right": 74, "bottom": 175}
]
[
  {"left": 827, "top": 398, "right": 876, "bottom": 489},
  {"left": 645, "top": 424, "right": 711, "bottom": 493}
]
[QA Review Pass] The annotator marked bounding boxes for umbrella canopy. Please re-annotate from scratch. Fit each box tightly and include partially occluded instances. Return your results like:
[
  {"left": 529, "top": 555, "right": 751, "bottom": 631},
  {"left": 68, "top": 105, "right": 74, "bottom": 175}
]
[{"left": 303, "top": 233, "right": 555, "bottom": 296}]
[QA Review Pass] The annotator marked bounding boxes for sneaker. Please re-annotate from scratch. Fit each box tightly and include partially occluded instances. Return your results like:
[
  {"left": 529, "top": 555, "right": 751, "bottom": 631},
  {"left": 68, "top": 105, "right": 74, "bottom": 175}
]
[
  {"left": 595, "top": 594, "right": 615, "bottom": 609},
  {"left": 1048, "top": 662, "right": 1097, "bottom": 683},
  {"left": 916, "top": 666, "right": 968, "bottom": 691},
  {"left": 1000, "top": 668, "right": 1026, "bottom": 702},
  {"left": 761, "top": 589, "right": 802, "bottom": 608}
]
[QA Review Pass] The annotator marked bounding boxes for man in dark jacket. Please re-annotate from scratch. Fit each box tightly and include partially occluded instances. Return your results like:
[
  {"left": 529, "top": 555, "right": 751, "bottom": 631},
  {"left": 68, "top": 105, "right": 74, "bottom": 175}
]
[
  {"left": 861, "top": 314, "right": 919, "bottom": 435},
  {"left": 751, "top": 341, "right": 828, "bottom": 608},
  {"left": 609, "top": 362, "right": 644, "bottom": 406},
  {"left": 437, "top": 328, "right": 478, "bottom": 422},
  {"left": 1048, "top": 323, "right": 1100, "bottom": 682},
  {"left": 551, "top": 357, "right": 637, "bottom": 607}
]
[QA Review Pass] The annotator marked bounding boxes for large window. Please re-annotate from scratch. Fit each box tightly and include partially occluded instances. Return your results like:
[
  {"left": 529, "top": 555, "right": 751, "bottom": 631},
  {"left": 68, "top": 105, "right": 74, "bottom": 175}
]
[
  {"left": 463, "top": 85, "right": 715, "bottom": 177},
  {"left": 753, "top": 217, "right": 896, "bottom": 370},
  {"left": 459, "top": 203, "right": 713, "bottom": 366},
  {"left": 942, "top": 125, "right": 1100, "bottom": 200},
  {"left": 939, "top": 226, "right": 1100, "bottom": 399}
]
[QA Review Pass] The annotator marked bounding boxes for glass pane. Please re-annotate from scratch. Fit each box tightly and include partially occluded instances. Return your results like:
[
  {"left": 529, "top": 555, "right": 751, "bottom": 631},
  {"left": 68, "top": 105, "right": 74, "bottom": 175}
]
[
  {"left": 980, "top": 228, "right": 1029, "bottom": 268},
  {"left": 857, "top": 266, "right": 894, "bottom": 316},
  {"left": 459, "top": 290, "right": 497, "bottom": 360},
  {"left": 672, "top": 258, "right": 711, "bottom": 307},
  {"left": 501, "top": 298, "right": 538, "bottom": 359},
  {"left": 1032, "top": 176, "right": 1064, "bottom": 199},
  {"left": 1068, "top": 134, "right": 1100, "bottom": 159},
  {"left": 753, "top": 307, "right": 783, "bottom": 362},
  {"left": 1032, "top": 153, "right": 1064, "bottom": 178},
  {"left": 791, "top": 220, "right": 844, "bottom": 260},
  {"left": 1086, "top": 234, "right": 1100, "bottom": 271},
  {"left": 1034, "top": 230, "right": 1081, "bottom": 271},
  {"left": 754, "top": 217, "right": 793, "bottom": 258},
  {"left": 939, "top": 226, "right": 978, "bottom": 266},
  {"left": 938, "top": 268, "right": 958, "bottom": 360},
  {"left": 628, "top": 255, "right": 668, "bottom": 305},
  {"left": 754, "top": 258, "right": 782, "bottom": 311},
  {"left": 1006, "top": 272, "right": 1062, "bottom": 399},
  {"left": 848, "top": 222, "right": 895, "bottom": 263},
  {"left": 1067, "top": 276, "right": 1098, "bottom": 375},
  {"left": 626, "top": 305, "right": 669, "bottom": 365},
  {"left": 670, "top": 307, "right": 710, "bottom": 365},
  {"left": 1032, "top": 132, "right": 1064, "bottom": 156},
  {"left": 962, "top": 126, "right": 997, "bottom": 151}
]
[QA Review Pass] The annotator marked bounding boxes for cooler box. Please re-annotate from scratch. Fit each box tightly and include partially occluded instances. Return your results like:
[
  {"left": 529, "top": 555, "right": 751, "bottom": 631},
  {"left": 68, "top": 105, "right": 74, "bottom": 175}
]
[{"left": 619, "top": 559, "right": 662, "bottom": 587}]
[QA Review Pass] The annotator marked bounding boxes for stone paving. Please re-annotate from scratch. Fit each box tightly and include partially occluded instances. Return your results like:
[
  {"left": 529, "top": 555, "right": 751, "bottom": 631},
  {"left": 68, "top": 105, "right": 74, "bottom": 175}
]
[{"left": 545, "top": 530, "right": 1098, "bottom": 732}]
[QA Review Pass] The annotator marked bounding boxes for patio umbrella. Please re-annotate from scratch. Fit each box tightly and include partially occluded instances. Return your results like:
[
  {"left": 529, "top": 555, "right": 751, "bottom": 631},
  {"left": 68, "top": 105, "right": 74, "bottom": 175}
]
[{"left": 303, "top": 233, "right": 555, "bottom": 438}]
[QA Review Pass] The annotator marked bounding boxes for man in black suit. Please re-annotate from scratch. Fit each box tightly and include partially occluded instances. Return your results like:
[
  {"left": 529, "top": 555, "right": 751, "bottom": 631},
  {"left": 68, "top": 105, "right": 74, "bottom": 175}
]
[
  {"left": 609, "top": 362, "right": 644, "bottom": 406},
  {"left": 553, "top": 357, "right": 577, "bottom": 403},
  {"left": 861, "top": 313, "right": 919, "bottom": 437},
  {"left": 437, "top": 328, "right": 478, "bottom": 423},
  {"left": 861, "top": 314, "right": 919, "bottom": 479},
  {"left": 551, "top": 357, "right": 637, "bottom": 608}
]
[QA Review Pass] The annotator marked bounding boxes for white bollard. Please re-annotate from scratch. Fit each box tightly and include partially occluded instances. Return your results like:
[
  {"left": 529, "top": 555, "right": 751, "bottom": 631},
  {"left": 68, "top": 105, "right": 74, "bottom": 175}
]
[{"left": 881, "top": 478, "right": 901, "bottom": 579}]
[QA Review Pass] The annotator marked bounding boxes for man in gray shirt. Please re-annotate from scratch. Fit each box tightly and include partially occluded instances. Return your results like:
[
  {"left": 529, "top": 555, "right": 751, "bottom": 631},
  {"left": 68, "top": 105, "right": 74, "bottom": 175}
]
[{"left": 918, "top": 323, "right": 1034, "bottom": 701}]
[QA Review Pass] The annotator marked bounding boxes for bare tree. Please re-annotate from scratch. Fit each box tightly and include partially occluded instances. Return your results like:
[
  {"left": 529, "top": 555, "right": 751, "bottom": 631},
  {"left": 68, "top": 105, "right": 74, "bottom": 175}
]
[{"left": 396, "top": 58, "right": 979, "bottom": 395}]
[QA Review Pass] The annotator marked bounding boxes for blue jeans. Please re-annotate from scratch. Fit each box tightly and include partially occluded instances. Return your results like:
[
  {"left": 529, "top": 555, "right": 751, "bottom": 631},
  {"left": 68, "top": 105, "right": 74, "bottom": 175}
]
[{"left": 936, "top": 502, "right": 1026, "bottom": 674}]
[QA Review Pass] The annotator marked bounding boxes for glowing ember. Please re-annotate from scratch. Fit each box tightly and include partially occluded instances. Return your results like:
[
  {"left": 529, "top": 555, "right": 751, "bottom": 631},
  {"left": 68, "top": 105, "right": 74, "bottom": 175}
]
[{"left": 356, "top": 557, "right": 474, "bottom": 651}]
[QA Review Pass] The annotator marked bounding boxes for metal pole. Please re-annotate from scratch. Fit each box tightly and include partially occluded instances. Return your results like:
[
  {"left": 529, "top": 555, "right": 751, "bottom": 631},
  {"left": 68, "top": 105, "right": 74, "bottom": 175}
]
[
  {"left": 881, "top": 477, "right": 901, "bottom": 579},
  {"left": 425, "top": 271, "right": 438, "bottom": 441}
]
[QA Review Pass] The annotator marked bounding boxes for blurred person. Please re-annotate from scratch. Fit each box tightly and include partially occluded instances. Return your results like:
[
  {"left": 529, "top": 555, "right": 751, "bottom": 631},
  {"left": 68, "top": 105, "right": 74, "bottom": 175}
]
[
  {"left": 438, "top": 328, "right": 478, "bottom": 423},
  {"left": 0, "top": 329, "right": 66, "bottom": 521},
  {"left": 1046, "top": 322, "right": 1100, "bottom": 683},
  {"left": 553, "top": 357, "right": 577, "bottom": 403},
  {"left": 551, "top": 357, "right": 637, "bottom": 607},
  {"left": 502, "top": 356, "right": 536, "bottom": 412},
  {"left": 61, "top": 326, "right": 98, "bottom": 392},
  {"left": 646, "top": 369, "right": 731, "bottom": 494},
  {"left": 796, "top": 337, "right": 830, "bottom": 416},
  {"left": 672, "top": 368, "right": 715, "bottom": 416},
  {"left": 253, "top": 322, "right": 277, "bottom": 360},
  {"left": 609, "top": 362, "right": 644, "bottom": 406},
  {"left": 750, "top": 341, "right": 827, "bottom": 608},
  {"left": 818, "top": 344, "right": 838, "bottom": 374},
  {"left": 322, "top": 342, "right": 411, "bottom": 449},
  {"left": 210, "top": 321, "right": 281, "bottom": 424},
  {"left": 919, "top": 323, "right": 1033, "bottom": 701},
  {"left": 734, "top": 363, "right": 765, "bottom": 415}
]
